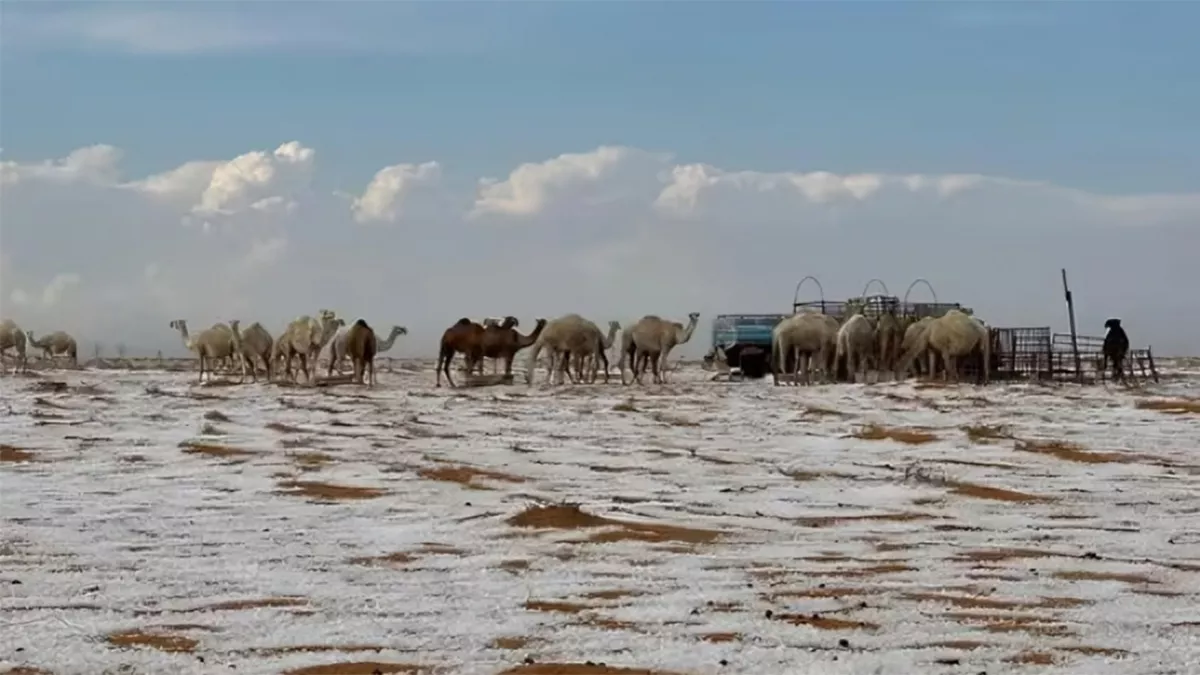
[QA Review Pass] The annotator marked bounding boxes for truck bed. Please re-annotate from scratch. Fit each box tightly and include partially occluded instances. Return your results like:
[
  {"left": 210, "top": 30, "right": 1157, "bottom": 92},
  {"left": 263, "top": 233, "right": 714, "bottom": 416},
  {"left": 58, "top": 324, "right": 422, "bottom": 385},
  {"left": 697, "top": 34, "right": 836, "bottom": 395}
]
[{"left": 712, "top": 314, "right": 789, "bottom": 348}]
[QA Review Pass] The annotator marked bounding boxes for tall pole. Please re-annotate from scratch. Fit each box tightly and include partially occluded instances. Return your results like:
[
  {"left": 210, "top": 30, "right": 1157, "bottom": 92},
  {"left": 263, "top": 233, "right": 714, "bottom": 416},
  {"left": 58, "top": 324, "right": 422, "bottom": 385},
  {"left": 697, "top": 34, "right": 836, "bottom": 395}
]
[{"left": 1061, "top": 268, "right": 1083, "bottom": 383}]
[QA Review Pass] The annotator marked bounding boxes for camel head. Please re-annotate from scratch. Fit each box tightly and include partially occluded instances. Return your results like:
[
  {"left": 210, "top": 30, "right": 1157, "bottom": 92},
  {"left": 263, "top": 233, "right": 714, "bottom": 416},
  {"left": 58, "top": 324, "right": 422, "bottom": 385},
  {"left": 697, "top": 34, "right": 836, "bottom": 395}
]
[
  {"left": 169, "top": 319, "right": 187, "bottom": 332},
  {"left": 228, "top": 319, "right": 241, "bottom": 332},
  {"left": 392, "top": 325, "right": 409, "bottom": 337},
  {"left": 501, "top": 316, "right": 519, "bottom": 329},
  {"left": 1104, "top": 318, "right": 1122, "bottom": 331}
]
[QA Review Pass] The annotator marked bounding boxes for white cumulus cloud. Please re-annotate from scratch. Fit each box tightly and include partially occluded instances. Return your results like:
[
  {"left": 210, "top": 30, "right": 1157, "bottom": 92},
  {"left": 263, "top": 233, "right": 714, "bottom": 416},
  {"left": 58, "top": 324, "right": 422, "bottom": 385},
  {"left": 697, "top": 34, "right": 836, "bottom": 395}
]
[
  {"left": 2, "top": 141, "right": 1198, "bottom": 357},
  {"left": 351, "top": 161, "right": 441, "bottom": 224}
]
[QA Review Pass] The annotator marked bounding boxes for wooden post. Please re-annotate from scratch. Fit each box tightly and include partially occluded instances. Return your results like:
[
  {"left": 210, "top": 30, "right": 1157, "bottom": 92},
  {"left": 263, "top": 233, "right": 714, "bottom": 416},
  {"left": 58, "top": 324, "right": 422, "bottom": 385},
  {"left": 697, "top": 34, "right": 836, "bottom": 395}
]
[
  {"left": 1147, "top": 347, "right": 1159, "bottom": 383},
  {"left": 1061, "top": 269, "right": 1083, "bottom": 383}
]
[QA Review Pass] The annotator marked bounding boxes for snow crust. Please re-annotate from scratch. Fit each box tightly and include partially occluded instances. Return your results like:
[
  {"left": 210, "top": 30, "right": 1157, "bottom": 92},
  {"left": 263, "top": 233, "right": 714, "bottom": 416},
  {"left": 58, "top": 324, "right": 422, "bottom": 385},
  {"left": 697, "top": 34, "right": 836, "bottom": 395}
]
[{"left": 2, "top": 360, "right": 1199, "bottom": 674}]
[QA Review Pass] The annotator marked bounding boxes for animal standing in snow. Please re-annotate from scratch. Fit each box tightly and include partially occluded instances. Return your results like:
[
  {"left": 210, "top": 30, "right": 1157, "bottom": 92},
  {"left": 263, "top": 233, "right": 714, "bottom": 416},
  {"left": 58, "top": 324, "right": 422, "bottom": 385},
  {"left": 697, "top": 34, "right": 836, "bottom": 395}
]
[{"left": 1101, "top": 318, "right": 1130, "bottom": 383}]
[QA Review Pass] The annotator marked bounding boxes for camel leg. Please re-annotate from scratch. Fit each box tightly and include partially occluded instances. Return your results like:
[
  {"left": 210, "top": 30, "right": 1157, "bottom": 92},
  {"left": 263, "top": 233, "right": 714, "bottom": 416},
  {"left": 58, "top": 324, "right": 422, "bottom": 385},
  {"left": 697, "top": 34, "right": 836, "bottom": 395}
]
[
  {"left": 944, "top": 352, "right": 958, "bottom": 383},
  {"left": 298, "top": 354, "right": 310, "bottom": 383}
]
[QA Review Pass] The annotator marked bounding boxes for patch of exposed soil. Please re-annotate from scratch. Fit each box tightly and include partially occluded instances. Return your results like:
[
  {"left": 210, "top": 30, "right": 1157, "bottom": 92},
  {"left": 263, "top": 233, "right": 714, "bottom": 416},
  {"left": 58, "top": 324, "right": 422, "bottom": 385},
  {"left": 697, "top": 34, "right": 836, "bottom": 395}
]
[
  {"left": 770, "top": 586, "right": 881, "bottom": 599},
  {"left": 290, "top": 451, "right": 337, "bottom": 469},
  {"left": 1, "top": 668, "right": 56, "bottom": 675},
  {"left": 904, "top": 592, "right": 1088, "bottom": 611},
  {"left": 700, "top": 632, "right": 740, "bottom": 643},
  {"left": 506, "top": 504, "right": 720, "bottom": 545},
  {"left": 185, "top": 596, "right": 309, "bottom": 612},
  {"left": 773, "top": 612, "right": 879, "bottom": 630},
  {"left": 961, "top": 424, "right": 1013, "bottom": 442},
  {"left": 1053, "top": 570, "right": 1157, "bottom": 584},
  {"left": 496, "top": 665, "right": 683, "bottom": 675},
  {"left": 106, "top": 628, "right": 198, "bottom": 653},
  {"left": 1136, "top": 398, "right": 1200, "bottom": 414},
  {"left": 1016, "top": 439, "right": 1140, "bottom": 464},
  {"left": 0, "top": 444, "right": 35, "bottom": 462},
  {"left": 283, "top": 663, "right": 427, "bottom": 675},
  {"left": 277, "top": 480, "right": 387, "bottom": 501},
  {"left": 944, "top": 480, "right": 1052, "bottom": 503},
  {"left": 417, "top": 464, "right": 527, "bottom": 489},
  {"left": 525, "top": 600, "right": 589, "bottom": 614},
  {"left": 251, "top": 645, "right": 389, "bottom": 655},
  {"left": 808, "top": 563, "right": 915, "bottom": 578},
  {"left": 793, "top": 512, "right": 934, "bottom": 527},
  {"left": 852, "top": 424, "right": 938, "bottom": 444},
  {"left": 923, "top": 640, "right": 993, "bottom": 650},
  {"left": 954, "top": 548, "right": 1058, "bottom": 563},
  {"left": 1006, "top": 652, "right": 1056, "bottom": 665},
  {"left": 491, "top": 636, "right": 532, "bottom": 650},
  {"left": 178, "top": 440, "right": 258, "bottom": 461}
]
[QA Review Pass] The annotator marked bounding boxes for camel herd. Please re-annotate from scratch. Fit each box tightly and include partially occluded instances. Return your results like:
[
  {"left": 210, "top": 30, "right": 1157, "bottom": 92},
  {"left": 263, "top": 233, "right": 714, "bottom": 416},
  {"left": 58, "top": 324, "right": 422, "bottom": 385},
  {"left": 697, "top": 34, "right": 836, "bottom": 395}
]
[
  {"left": 0, "top": 304, "right": 992, "bottom": 387},
  {"left": 762, "top": 303, "right": 992, "bottom": 386},
  {"left": 0, "top": 318, "right": 79, "bottom": 374}
]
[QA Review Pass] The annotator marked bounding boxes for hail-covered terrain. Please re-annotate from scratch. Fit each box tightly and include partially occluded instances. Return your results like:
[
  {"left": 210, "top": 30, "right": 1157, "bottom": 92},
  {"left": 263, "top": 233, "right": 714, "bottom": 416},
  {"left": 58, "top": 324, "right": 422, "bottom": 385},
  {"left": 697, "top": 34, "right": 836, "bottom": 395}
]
[{"left": 2, "top": 359, "right": 1199, "bottom": 675}]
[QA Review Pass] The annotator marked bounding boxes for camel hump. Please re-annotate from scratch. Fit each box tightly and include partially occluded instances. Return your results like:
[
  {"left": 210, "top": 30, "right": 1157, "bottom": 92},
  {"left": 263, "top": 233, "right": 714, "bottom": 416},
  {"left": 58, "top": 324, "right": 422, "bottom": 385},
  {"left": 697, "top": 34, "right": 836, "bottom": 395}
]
[
  {"left": 354, "top": 319, "right": 369, "bottom": 329},
  {"left": 455, "top": 318, "right": 473, "bottom": 326}
]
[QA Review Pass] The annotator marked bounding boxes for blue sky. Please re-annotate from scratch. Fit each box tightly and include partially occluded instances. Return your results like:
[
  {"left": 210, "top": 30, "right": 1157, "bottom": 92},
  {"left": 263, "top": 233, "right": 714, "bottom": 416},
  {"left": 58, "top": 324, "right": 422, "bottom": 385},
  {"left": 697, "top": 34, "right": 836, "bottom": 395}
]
[
  {"left": 2, "top": 1, "right": 1199, "bottom": 355},
  {"left": 5, "top": 1, "right": 1198, "bottom": 191}
]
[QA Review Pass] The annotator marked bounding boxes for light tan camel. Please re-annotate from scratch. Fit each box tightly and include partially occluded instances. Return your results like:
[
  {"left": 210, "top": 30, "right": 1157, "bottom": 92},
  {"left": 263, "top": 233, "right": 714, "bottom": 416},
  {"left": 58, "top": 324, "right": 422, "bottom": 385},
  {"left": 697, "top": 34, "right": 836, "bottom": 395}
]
[
  {"left": 897, "top": 310, "right": 991, "bottom": 384},
  {"left": 874, "top": 312, "right": 902, "bottom": 379},
  {"left": 622, "top": 312, "right": 700, "bottom": 385},
  {"left": 897, "top": 316, "right": 936, "bottom": 378},
  {"left": 526, "top": 314, "right": 606, "bottom": 385},
  {"left": 772, "top": 312, "right": 836, "bottom": 386},
  {"left": 0, "top": 318, "right": 28, "bottom": 375},
  {"left": 26, "top": 330, "right": 78, "bottom": 367},
  {"left": 835, "top": 314, "right": 876, "bottom": 383},
  {"left": 170, "top": 319, "right": 236, "bottom": 383},
  {"left": 329, "top": 324, "right": 406, "bottom": 375},
  {"left": 228, "top": 320, "right": 274, "bottom": 383},
  {"left": 277, "top": 310, "right": 342, "bottom": 383},
  {"left": 344, "top": 319, "right": 377, "bottom": 386},
  {"left": 571, "top": 320, "right": 621, "bottom": 383}
]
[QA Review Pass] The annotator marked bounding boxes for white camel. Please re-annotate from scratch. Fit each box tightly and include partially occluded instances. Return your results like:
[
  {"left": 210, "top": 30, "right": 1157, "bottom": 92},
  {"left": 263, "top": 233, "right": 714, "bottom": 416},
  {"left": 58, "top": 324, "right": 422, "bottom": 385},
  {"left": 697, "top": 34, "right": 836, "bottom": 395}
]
[
  {"left": 874, "top": 312, "right": 902, "bottom": 379},
  {"left": 897, "top": 310, "right": 991, "bottom": 384},
  {"left": 570, "top": 320, "right": 621, "bottom": 383},
  {"left": 622, "top": 312, "right": 700, "bottom": 385},
  {"left": 169, "top": 319, "right": 236, "bottom": 383},
  {"left": 228, "top": 320, "right": 275, "bottom": 383},
  {"left": 277, "top": 310, "right": 342, "bottom": 383},
  {"left": 772, "top": 312, "right": 836, "bottom": 386},
  {"left": 897, "top": 316, "right": 936, "bottom": 378},
  {"left": 0, "top": 318, "right": 28, "bottom": 375},
  {"left": 329, "top": 324, "right": 406, "bottom": 375},
  {"left": 836, "top": 314, "right": 876, "bottom": 384},
  {"left": 26, "top": 330, "right": 79, "bottom": 368},
  {"left": 527, "top": 314, "right": 607, "bottom": 386}
]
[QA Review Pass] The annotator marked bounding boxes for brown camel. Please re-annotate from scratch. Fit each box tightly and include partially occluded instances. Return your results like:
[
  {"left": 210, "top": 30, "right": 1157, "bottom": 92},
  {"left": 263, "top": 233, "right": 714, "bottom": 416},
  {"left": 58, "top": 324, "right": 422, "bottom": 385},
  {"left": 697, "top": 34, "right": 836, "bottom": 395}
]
[
  {"left": 345, "top": 319, "right": 377, "bottom": 386},
  {"left": 474, "top": 315, "right": 519, "bottom": 375},
  {"left": 437, "top": 318, "right": 486, "bottom": 387},
  {"left": 478, "top": 318, "right": 547, "bottom": 377}
]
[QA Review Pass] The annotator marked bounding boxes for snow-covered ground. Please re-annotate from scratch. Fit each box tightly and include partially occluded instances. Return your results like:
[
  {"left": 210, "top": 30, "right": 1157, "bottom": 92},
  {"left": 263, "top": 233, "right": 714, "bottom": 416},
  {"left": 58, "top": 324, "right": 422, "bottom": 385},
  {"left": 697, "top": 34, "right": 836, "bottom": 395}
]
[{"left": 2, "top": 360, "right": 1199, "bottom": 675}]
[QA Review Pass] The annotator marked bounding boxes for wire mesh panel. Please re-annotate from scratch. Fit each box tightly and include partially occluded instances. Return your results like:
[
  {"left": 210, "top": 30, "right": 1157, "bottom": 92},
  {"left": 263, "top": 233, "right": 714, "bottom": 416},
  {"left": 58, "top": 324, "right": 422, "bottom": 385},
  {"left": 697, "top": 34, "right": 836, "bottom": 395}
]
[
  {"left": 1051, "top": 333, "right": 1155, "bottom": 382},
  {"left": 793, "top": 295, "right": 971, "bottom": 320},
  {"left": 989, "top": 327, "right": 1053, "bottom": 380}
]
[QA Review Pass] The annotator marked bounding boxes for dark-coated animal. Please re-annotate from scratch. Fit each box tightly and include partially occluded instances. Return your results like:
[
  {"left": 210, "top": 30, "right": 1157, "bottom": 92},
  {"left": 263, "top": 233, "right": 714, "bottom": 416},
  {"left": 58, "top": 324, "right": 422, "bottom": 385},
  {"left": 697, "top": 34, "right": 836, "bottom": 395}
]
[
  {"left": 345, "top": 319, "right": 377, "bottom": 386},
  {"left": 474, "top": 316, "right": 519, "bottom": 375},
  {"left": 479, "top": 318, "right": 546, "bottom": 377},
  {"left": 1101, "top": 318, "right": 1130, "bottom": 383},
  {"left": 437, "top": 318, "right": 486, "bottom": 387}
]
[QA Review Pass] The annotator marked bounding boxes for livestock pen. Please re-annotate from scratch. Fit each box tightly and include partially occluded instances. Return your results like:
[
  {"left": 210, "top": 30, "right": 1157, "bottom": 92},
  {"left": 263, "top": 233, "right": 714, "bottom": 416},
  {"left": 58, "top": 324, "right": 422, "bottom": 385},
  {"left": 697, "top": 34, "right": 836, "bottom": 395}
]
[{"left": 709, "top": 277, "right": 1158, "bottom": 384}]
